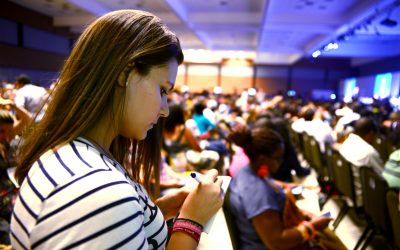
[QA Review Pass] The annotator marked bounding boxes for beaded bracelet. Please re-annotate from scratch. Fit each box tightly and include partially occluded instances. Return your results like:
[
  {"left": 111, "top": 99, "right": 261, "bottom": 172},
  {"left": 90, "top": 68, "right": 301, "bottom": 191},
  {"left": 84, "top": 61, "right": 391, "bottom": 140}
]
[{"left": 172, "top": 218, "right": 203, "bottom": 244}]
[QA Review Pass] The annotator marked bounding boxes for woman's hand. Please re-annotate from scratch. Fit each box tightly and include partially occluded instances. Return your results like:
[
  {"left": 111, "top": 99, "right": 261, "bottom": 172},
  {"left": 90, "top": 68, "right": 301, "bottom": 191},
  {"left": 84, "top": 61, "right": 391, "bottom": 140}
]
[
  {"left": 178, "top": 169, "right": 223, "bottom": 226},
  {"left": 310, "top": 215, "right": 333, "bottom": 231},
  {"left": 155, "top": 187, "right": 190, "bottom": 220}
]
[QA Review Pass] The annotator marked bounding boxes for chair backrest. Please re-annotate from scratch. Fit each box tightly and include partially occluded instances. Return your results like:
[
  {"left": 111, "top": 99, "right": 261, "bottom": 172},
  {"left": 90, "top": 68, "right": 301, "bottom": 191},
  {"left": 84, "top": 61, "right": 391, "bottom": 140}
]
[
  {"left": 372, "top": 135, "right": 389, "bottom": 162},
  {"left": 386, "top": 188, "right": 400, "bottom": 249},
  {"left": 309, "top": 137, "right": 327, "bottom": 178},
  {"left": 324, "top": 142, "right": 336, "bottom": 183},
  {"left": 331, "top": 151, "right": 356, "bottom": 202},
  {"left": 360, "top": 167, "right": 390, "bottom": 232},
  {"left": 222, "top": 187, "right": 240, "bottom": 250},
  {"left": 302, "top": 132, "right": 312, "bottom": 163},
  {"left": 290, "top": 127, "right": 300, "bottom": 149}
]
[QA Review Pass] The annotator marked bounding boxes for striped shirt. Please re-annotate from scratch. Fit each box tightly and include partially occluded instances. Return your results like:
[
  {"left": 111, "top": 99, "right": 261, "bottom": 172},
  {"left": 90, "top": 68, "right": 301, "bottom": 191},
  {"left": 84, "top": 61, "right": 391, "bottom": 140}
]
[{"left": 10, "top": 137, "right": 167, "bottom": 249}]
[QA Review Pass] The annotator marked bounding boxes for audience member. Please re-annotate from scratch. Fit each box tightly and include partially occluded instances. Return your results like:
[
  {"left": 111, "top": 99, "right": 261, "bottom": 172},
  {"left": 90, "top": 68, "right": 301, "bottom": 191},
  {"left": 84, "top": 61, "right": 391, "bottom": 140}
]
[
  {"left": 307, "top": 107, "right": 334, "bottom": 153},
  {"left": 228, "top": 124, "right": 346, "bottom": 250},
  {"left": 339, "top": 117, "right": 384, "bottom": 207},
  {"left": 254, "top": 117, "right": 310, "bottom": 182},
  {"left": 10, "top": 10, "right": 222, "bottom": 249},
  {"left": 14, "top": 74, "right": 48, "bottom": 122},
  {"left": 383, "top": 149, "right": 400, "bottom": 188},
  {"left": 191, "top": 102, "right": 216, "bottom": 137}
]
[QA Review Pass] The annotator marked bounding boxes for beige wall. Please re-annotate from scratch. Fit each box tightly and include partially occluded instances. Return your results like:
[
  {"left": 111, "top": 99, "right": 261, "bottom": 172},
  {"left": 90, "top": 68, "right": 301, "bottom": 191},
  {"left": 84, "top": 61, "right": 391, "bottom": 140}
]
[
  {"left": 220, "top": 76, "right": 252, "bottom": 94},
  {"left": 255, "top": 77, "right": 287, "bottom": 95}
]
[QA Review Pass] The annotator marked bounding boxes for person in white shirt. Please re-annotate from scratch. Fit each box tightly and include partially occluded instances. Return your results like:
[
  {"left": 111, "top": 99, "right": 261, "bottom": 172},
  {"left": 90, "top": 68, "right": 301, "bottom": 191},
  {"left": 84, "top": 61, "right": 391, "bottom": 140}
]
[
  {"left": 14, "top": 74, "right": 48, "bottom": 122},
  {"left": 339, "top": 117, "right": 384, "bottom": 207},
  {"left": 307, "top": 108, "right": 334, "bottom": 153}
]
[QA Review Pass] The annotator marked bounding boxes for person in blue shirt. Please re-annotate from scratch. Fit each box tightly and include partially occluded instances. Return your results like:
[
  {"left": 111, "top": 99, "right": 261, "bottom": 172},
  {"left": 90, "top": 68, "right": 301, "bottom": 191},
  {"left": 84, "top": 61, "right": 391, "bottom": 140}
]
[
  {"left": 192, "top": 102, "right": 216, "bottom": 136},
  {"left": 227, "top": 124, "right": 345, "bottom": 250}
]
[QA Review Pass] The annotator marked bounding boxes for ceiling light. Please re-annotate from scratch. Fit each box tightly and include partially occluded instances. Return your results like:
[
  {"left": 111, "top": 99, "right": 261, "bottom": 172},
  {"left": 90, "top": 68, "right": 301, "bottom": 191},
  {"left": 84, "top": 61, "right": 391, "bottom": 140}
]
[{"left": 312, "top": 50, "right": 321, "bottom": 58}]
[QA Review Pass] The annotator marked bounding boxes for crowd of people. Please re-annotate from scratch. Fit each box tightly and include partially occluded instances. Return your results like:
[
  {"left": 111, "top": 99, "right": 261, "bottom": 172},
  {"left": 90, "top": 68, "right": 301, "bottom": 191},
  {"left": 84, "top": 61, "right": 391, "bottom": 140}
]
[{"left": 0, "top": 8, "right": 399, "bottom": 250}]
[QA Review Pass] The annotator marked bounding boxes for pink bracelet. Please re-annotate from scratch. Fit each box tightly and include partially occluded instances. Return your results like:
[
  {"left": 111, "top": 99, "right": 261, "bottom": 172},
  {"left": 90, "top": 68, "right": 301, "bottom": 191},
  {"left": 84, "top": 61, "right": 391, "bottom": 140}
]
[{"left": 172, "top": 218, "right": 203, "bottom": 244}]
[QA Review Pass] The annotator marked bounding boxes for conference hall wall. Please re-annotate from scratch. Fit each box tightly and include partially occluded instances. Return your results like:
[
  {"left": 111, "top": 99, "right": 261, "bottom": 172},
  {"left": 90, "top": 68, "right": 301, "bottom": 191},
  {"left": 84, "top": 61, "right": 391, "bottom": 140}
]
[
  {"left": 176, "top": 62, "right": 354, "bottom": 99},
  {"left": 0, "top": 0, "right": 357, "bottom": 98}
]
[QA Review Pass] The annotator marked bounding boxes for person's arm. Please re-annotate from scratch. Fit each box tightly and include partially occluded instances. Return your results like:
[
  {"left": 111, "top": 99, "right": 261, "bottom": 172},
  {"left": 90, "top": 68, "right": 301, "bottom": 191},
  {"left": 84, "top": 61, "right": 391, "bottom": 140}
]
[
  {"left": 0, "top": 98, "right": 33, "bottom": 136},
  {"left": 273, "top": 179, "right": 299, "bottom": 190},
  {"left": 368, "top": 151, "right": 384, "bottom": 174},
  {"left": 163, "top": 169, "right": 223, "bottom": 249},
  {"left": 12, "top": 103, "right": 33, "bottom": 135},
  {"left": 252, "top": 210, "right": 332, "bottom": 250},
  {"left": 167, "top": 230, "right": 199, "bottom": 250},
  {"left": 252, "top": 210, "right": 304, "bottom": 249},
  {"left": 184, "top": 127, "right": 201, "bottom": 151}
]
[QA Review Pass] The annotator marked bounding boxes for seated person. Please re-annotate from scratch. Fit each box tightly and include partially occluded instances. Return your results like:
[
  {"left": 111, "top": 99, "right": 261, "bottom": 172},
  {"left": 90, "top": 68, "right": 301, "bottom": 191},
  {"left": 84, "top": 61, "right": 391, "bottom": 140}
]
[
  {"left": 191, "top": 102, "right": 216, "bottom": 138},
  {"left": 227, "top": 124, "right": 346, "bottom": 250},
  {"left": 339, "top": 117, "right": 384, "bottom": 207},
  {"left": 383, "top": 149, "right": 400, "bottom": 188},
  {"left": 254, "top": 117, "right": 310, "bottom": 182},
  {"left": 162, "top": 104, "right": 218, "bottom": 172},
  {"left": 0, "top": 101, "right": 32, "bottom": 223}
]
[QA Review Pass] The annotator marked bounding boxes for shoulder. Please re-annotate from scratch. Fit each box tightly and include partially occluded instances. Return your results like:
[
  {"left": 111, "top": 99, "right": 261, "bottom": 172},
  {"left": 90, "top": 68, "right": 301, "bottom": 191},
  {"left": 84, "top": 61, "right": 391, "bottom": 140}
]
[{"left": 231, "top": 167, "right": 264, "bottom": 192}]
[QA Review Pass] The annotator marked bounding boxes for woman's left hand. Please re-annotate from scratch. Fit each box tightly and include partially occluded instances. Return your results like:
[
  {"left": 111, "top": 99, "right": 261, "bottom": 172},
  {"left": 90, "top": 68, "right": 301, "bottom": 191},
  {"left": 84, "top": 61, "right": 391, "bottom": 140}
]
[{"left": 155, "top": 187, "right": 190, "bottom": 220}]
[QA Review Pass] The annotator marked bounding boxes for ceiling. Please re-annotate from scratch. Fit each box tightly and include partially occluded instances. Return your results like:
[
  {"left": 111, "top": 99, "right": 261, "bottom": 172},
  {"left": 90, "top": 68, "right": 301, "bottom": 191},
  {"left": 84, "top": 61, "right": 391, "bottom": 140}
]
[{"left": 8, "top": 0, "right": 400, "bottom": 65}]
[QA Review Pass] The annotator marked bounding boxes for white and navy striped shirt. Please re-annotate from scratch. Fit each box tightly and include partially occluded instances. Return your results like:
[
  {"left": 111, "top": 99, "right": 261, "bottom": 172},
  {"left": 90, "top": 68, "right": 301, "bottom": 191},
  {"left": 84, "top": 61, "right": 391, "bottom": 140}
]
[{"left": 10, "top": 137, "right": 167, "bottom": 249}]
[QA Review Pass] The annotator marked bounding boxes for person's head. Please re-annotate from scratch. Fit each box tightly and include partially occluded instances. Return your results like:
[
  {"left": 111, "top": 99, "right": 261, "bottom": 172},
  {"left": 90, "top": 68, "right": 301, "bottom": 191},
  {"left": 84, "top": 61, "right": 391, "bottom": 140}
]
[
  {"left": 389, "top": 111, "right": 400, "bottom": 122},
  {"left": 253, "top": 117, "right": 290, "bottom": 147},
  {"left": 0, "top": 110, "right": 14, "bottom": 143},
  {"left": 303, "top": 108, "right": 315, "bottom": 121},
  {"left": 163, "top": 104, "right": 186, "bottom": 133},
  {"left": 353, "top": 117, "right": 378, "bottom": 144},
  {"left": 16, "top": 10, "right": 183, "bottom": 190},
  {"left": 228, "top": 124, "right": 284, "bottom": 175},
  {"left": 193, "top": 102, "right": 206, "bottom": 115},
  {"left": 15, "top": 74, "right": 31, "bottom": 89}
]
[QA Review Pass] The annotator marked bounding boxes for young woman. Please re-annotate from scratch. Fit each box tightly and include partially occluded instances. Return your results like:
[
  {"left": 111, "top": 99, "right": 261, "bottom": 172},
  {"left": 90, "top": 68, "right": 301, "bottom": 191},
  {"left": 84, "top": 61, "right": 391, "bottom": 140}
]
[
  {"left": 227, "top": 124, "right": 346, "bottom": 250},
  {"left": 10, "top": 10, "right": 223, "bottom": 250}
]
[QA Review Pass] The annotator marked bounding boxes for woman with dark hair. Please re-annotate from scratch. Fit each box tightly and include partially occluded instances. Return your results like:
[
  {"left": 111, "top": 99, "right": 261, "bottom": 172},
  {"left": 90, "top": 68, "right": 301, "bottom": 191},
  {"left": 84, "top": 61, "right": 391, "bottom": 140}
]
[
  {"left": 227, "top": 124, "right": 345, "bottom": 250},
  {"left": 162, "top": 104, "right": 201, "bottom": 170},
  {"left": 11, "top": 10, "right": 222, "bottom": 250},
  {"left": 254, "top": 117, "right": 310, "bottom": 182}
]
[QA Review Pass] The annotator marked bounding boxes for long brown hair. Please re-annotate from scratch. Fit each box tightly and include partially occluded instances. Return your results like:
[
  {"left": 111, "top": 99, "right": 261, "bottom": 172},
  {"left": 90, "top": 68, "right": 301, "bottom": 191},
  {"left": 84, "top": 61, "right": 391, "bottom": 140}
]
[{"left": 15, "top": 10, "right": 183, "bottom": 196}]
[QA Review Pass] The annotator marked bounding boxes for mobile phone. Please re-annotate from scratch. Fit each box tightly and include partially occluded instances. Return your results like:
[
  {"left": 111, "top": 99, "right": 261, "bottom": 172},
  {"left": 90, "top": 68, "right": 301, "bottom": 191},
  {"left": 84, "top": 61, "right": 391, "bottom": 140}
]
[
  {"left": 322, "top": 211, "right": 332, "bottom": 218},
  {"left": 291, "top": 186, "right": 304, "bottom": 196}
]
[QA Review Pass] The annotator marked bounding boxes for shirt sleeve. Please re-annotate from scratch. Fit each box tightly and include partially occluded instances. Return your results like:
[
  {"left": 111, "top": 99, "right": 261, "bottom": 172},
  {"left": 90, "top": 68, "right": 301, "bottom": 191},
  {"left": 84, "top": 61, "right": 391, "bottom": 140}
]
[
  {"left": 14, "top": 92, "right": 25, "bottom": 108},
  {"left": 30, "top": 173, "right": 150, "bottom": 250}
]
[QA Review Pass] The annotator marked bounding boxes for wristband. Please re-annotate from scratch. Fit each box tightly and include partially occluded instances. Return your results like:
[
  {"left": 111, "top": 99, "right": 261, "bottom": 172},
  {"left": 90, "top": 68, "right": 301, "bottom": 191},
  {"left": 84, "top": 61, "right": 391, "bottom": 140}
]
[
  {"left": 175, "top": 218, "right": 203, "bottom": 230},
  {"left": 172, "top": 218, "right": 203, "bottom": 244}
]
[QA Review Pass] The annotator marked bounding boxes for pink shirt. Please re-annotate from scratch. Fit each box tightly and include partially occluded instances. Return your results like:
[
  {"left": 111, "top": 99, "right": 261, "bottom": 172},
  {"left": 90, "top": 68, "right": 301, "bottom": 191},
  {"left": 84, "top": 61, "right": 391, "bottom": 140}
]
[{"left": 229, "top": 147, "right": 250, "bottom": 177}]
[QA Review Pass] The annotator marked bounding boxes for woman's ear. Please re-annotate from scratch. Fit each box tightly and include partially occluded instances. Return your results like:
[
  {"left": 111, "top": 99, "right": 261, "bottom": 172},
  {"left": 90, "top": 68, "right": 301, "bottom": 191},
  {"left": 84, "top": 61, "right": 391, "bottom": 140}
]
[
  {"left": 117, "top": 63, "right": 135, "bottom": 87},
  {"left": 117, "top": 72, "right": 127, "bottom": 87}
]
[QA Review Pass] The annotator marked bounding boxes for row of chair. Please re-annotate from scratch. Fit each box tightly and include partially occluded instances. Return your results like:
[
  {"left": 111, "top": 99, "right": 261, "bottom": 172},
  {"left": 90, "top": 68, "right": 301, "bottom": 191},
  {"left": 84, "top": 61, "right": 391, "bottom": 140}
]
[{"left": 291, "top": 129, "right": 400, "bottom": 250}]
